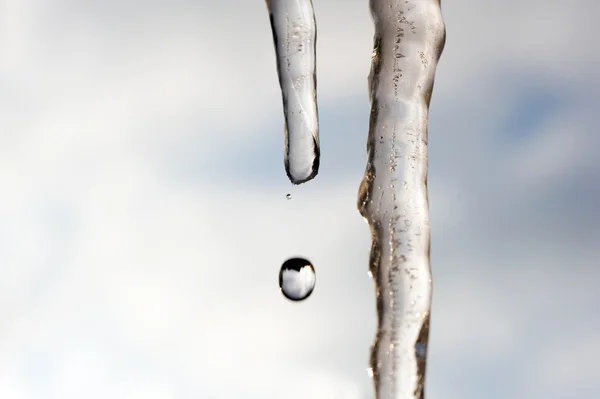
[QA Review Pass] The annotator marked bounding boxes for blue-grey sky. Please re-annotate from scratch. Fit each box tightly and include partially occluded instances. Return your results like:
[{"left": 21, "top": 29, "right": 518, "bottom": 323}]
[{"left": 0, "top": 1, "right": 598, "bottom": 398}]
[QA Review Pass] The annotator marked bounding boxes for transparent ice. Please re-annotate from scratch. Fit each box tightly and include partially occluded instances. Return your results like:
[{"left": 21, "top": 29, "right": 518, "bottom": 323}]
[
  {"left": 266, "top": 0, "right": 320, "bottom": 184},
  {"left": 279, "top": 257, "right": 316, "bottom": 301},
  {"left": 358, "top": 1, "right": 446, "bottom": 398},
  {"left": 266, "top": 0, "right": 445, "bottom": 395}
]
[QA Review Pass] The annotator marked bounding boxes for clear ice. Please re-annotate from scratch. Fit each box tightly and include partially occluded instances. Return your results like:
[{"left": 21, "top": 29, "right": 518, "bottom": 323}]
[
  {"left": 266, "top": 0, "right": 320, "bottom": 185},
  {"left": 279, "top": 257, "right": 316, "bottom": 301},
  {"left": 358, "top": 1, "right": 446, "bottom": 398}
]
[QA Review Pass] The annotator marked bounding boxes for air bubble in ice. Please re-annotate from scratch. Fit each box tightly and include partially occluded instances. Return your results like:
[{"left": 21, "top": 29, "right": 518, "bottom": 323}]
[{"left": 279, "top": 257, "right": 316, "bottom": 301}]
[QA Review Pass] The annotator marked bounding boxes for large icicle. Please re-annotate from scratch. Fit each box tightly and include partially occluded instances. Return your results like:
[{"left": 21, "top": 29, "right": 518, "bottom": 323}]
[
  {"left": 358, "top": 1, "right": 446, "bottom": 398},
  {"left": 266, "top": 0, "right": 320, "bottom": 185}
]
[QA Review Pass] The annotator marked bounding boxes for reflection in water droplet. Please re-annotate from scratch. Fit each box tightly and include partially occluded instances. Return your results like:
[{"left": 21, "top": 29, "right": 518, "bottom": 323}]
[
  {"left": 286, "top": 193, "right": 292, "bottom": 200},
  {"left": 279, "top": 257, "right": 316, "bottom": 301}
]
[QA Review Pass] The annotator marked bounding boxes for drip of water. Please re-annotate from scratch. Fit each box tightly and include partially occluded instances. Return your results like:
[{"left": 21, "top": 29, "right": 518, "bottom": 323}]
[
  {"left": 286, "top": 193, "right": 292, "bottom": 200},
  {"left": 358, "top": 1, "right": 446, "bottom": 398},
  {"left": 266, "top": 0, "right": 320, "bottom": 185},
  {"left": 279, "top": 257, "right": 316, "bottom": 301}
]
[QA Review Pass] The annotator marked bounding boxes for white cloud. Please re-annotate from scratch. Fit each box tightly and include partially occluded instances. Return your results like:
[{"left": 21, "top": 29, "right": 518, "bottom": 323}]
[
  {"left": 0, "top": 367, "right": 27, "bottom": 399},
  {"left": 0, "top": 0, "right": 598, "bottom": 398},
  {"left": 529, "top": 331, "right": 600, "bottom": 396}
]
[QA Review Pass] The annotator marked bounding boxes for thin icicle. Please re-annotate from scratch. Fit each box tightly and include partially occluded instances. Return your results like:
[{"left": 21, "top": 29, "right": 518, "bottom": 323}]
[
  {"left": 358, "top": 1, "right": 446, "bottom": 398},
  {"left": 266, "top": 0, "right": 320, "bottom": 184}
]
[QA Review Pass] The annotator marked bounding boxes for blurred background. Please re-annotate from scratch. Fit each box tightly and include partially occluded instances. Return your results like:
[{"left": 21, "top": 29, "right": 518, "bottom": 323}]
[{"left": 0, "top": 0, "right": 598, "bottom": 398}]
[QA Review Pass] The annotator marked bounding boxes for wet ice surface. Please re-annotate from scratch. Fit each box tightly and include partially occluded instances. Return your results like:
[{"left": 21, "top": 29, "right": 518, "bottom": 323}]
[
  {"left": 267, "top": 0, "right": 320, "bottom": 184},
  {"left": 359, "top": 1, "right": 446, "bottom": 398},
  {"left": 279, "top": 257, "right": 316, "bottom": 301}
]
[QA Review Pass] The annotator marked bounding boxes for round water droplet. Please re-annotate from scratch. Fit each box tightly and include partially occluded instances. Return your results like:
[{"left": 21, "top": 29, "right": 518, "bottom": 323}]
[
  {"left": 286, "top": 193, "right": 292, "bottom": 200},
  {"left": 279, "top": 257, "right": 316, "bottom": 301}
]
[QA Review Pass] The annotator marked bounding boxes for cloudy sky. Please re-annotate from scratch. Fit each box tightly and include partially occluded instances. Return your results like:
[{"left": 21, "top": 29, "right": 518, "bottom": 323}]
[{"left": 0, "top": 0, "right": 598, "bottom": 398}]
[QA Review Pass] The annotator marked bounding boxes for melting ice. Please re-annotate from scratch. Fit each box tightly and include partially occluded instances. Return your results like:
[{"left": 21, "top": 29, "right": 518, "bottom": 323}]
[
  {"left": 359, "top": 1, "right": 446, "bottom": 398},
  {"left": 266, "top": 0, "right": 320, "bottom": 184}
]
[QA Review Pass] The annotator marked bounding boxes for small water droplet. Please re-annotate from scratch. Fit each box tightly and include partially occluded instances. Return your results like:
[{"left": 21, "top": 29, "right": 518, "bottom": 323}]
[
  {"left": 286, "top": 193, "right": 292, "bottom": 200},
  {"left": 279, "top": 257, "right": 316, "bottom": 301}
]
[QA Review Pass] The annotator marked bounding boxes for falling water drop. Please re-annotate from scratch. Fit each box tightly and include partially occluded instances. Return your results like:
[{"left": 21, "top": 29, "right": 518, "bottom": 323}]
[
  {"left": 286, "top": 193, "right": 292, "bottom": 200},
  {"left": 279, "top": 257, "right": 316, "bottom": 301}
]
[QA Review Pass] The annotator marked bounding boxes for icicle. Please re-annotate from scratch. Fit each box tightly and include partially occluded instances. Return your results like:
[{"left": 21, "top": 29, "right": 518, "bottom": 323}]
[
  {"left": 358, "top": 1, "right": 446, "bottom": 398},
  {"left": 266, "top": 0, "right": 320, "bottom": 185}
]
